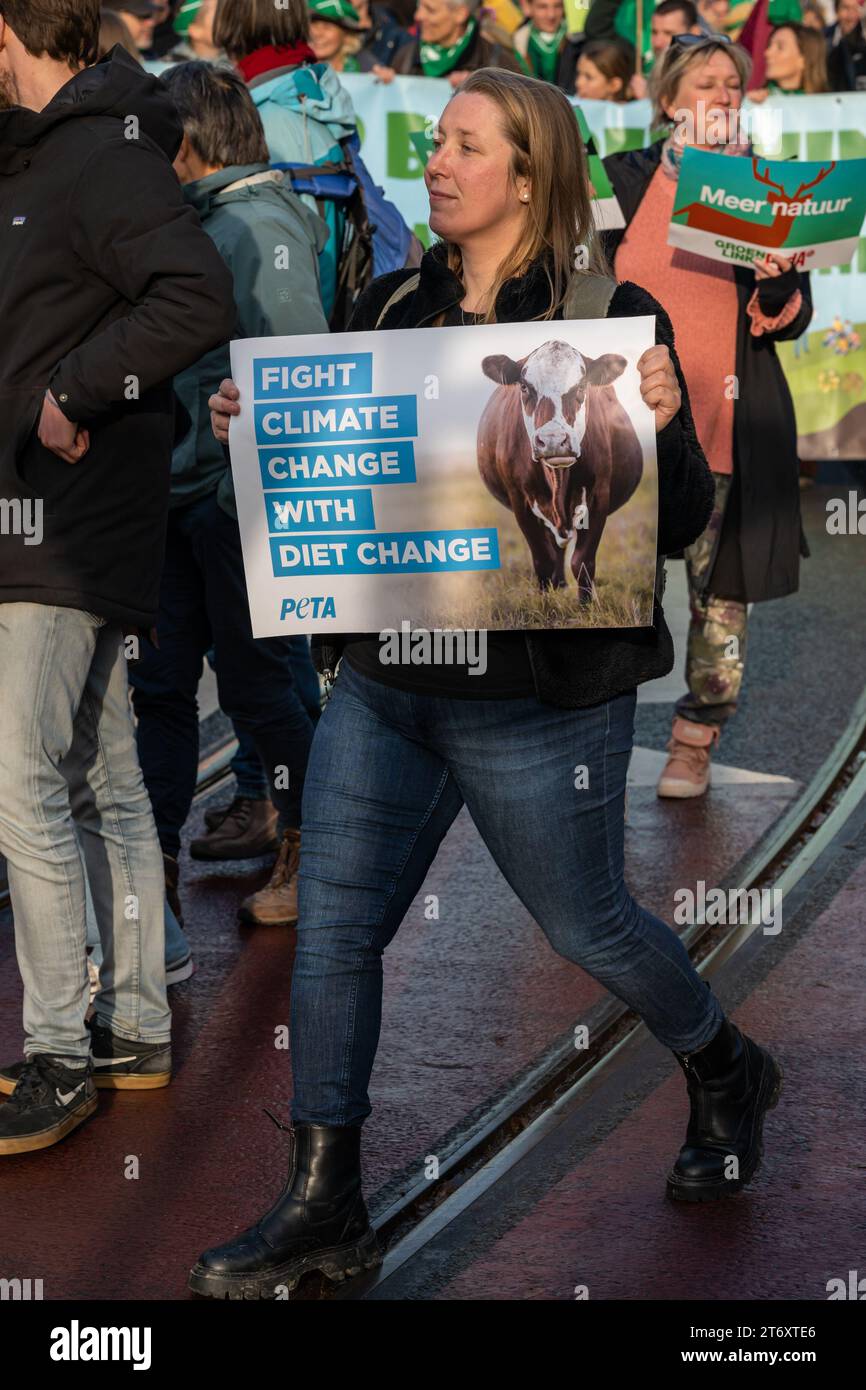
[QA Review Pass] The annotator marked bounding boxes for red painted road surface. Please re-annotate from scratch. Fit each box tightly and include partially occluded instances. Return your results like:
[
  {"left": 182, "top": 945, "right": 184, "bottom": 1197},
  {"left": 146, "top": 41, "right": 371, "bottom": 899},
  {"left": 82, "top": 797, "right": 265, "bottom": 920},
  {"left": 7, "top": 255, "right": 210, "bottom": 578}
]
[
  {"left": 0, "top": 485, "right": 862, "bottom": 1301},
  {"left": 0, "top": 781, "right": 796, "bottom": 1300},
  {"left": 365, "top": 819, "right": 866, "bottom": 1300}
]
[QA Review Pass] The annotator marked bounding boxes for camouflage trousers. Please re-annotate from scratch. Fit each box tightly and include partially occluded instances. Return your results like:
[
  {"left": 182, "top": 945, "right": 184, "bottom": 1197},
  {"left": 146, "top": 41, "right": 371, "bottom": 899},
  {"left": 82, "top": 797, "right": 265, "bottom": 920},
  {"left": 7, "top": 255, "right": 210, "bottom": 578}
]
[{"left": 676, "top": 473, "right": 748, "bottom": 728}]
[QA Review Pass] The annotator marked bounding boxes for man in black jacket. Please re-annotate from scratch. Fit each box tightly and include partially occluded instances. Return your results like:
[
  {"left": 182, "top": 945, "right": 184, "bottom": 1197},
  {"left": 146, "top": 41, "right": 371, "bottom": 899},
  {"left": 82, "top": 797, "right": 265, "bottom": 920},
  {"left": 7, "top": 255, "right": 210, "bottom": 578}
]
[{"left": 0, "top": 0, "right": 235, "bottom": 1154}]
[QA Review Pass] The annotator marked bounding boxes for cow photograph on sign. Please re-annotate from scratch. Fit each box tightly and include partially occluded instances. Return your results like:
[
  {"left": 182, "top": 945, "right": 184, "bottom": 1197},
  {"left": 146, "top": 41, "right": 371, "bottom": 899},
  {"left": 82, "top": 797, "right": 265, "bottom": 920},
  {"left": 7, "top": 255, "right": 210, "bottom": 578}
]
[{"left": 477, "top": 339, "right": 644, "bottom": 603}]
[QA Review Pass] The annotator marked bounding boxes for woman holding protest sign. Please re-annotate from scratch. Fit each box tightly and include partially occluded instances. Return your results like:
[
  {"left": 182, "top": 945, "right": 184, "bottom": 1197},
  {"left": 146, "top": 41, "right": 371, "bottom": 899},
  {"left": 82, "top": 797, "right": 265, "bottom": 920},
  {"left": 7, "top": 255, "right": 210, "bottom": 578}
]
[
  {"left": 192, "top": 68, "right": 783, "bottom": 1299},
  {"left": 604, "top": 34, "right": 811, "bottom": 798}
]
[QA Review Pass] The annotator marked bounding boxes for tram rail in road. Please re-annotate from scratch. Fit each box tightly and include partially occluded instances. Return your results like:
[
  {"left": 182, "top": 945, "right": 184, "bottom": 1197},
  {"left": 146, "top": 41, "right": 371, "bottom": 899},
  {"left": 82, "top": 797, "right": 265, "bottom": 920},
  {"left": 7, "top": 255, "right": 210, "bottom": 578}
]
[
  {"left": 3, "top": 690, "right": 865, "bottom": 1300},
  {"left": 334, "top": 687, "right": 866, "bottom": 1299}
]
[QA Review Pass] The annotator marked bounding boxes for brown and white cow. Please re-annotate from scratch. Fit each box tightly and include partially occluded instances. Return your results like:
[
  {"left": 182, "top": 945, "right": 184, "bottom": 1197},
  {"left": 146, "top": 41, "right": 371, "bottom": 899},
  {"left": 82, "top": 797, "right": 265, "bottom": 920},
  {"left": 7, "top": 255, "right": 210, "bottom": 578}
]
[{"left": 477, "top": 339, "right": 643, "bottom": 597}]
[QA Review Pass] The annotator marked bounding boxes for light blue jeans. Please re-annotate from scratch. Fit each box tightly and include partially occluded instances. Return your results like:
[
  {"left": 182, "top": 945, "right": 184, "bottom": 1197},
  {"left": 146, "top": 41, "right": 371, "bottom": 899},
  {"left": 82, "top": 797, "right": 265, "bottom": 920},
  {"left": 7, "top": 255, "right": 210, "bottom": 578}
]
[
  {"left": 0, "top": 604, "right": 171, "bottom": 1061},
  {"left": 85, "top": 876, "right": 188, "bottom": 970}
]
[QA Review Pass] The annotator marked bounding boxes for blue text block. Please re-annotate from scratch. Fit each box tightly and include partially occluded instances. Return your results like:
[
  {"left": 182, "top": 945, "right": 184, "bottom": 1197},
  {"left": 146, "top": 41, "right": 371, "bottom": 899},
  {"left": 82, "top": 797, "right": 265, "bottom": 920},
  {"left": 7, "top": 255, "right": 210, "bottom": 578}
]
[
  {"left": 266, "top": 489, "right": 376, "bottom": 533},
  {"left": 255, "top": 396, "right": 417, "bottom": 446},
  {"left": 259, "top": 440, "right": 416, "bottom": 489},
  {"left": 254, "top": 354, "right": 372, "bottom": 398},
  {"left": 269, "top": 530, "right": 500, "bottom": 576}
]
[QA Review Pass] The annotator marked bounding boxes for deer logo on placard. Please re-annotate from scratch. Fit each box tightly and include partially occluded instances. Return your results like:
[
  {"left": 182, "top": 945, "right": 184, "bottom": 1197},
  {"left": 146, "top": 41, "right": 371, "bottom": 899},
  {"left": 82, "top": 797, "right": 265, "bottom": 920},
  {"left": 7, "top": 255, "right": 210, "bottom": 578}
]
[{"left": 674, "top": 158, "right": 837, "bottom": 249}]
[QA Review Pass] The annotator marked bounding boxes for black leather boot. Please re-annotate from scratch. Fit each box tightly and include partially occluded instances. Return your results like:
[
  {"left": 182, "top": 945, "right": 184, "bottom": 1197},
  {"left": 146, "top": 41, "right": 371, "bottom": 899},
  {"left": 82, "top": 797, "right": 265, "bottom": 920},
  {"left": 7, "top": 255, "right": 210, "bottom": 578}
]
[
  {"left": 666, "top": 1017, "right": 783, "bottom": 1202},
  {"left": 189, "top": 1122, "right": 381, "bottom": 1298}
]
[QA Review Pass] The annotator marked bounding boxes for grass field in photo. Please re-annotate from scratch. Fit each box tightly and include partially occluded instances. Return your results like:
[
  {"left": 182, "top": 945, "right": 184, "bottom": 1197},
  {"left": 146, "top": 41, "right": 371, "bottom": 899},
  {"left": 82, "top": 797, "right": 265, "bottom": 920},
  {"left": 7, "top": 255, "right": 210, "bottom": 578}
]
[{"left": 406, "top": 457, "right": 658, "bottom": 631}]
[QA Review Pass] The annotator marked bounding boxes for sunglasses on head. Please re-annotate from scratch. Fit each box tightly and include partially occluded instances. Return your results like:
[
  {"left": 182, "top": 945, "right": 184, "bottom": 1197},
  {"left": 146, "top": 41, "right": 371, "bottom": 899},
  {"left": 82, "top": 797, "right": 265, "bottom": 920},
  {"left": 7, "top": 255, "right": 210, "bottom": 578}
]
[{"left": 671, "top": 32, "right": 734, "bottom": 47}]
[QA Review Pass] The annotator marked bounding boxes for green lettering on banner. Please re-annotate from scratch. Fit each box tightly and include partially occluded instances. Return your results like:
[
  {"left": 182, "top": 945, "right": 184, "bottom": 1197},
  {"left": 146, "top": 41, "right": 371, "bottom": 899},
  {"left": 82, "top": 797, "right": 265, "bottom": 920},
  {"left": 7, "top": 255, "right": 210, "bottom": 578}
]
[
  {"left": 806, "top": 131, "right": 834, "bottom": 161},
  {"left": 778, "top": 131, "right": 801, "bottom": 161},
  {"left": 839, "top": 130, "right": 866, "bottom": 159},
  {"left": 387, "top": 112, "right": 430, "bottom": 180},
  {"left": 600, "top": 128, "right": 648, "bottom": 157}
]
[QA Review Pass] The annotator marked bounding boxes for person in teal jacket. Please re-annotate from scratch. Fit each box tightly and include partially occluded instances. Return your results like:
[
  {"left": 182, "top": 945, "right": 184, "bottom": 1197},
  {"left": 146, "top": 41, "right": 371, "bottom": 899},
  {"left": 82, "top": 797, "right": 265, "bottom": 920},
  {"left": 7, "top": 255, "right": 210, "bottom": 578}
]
[
  {"left": 213, "top": 0, "right": 416, "bottom": 323},
  {"left": 129, "top": 60, "right": 330, "bottom": 929},
  {"left": 244, "top": 59, "right": 355, "bottom": 320},
  {"left": 171, "top": 150, "right": 329, "bottom": 516}
]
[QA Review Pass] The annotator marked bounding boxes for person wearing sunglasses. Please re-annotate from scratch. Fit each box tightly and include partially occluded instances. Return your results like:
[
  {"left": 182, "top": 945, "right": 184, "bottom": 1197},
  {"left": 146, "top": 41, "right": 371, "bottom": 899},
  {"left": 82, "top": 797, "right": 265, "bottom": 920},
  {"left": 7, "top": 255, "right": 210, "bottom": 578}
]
[{"left": 603, "top": 35, "right": 811, "bottom": 799}]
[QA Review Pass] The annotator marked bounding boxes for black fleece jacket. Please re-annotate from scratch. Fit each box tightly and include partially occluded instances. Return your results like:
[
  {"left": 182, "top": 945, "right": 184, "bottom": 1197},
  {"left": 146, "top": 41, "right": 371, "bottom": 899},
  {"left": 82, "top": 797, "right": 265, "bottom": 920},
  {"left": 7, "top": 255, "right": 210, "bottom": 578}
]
[
  {"left": 0, "top": 47, "right": 236, "bottom": 628},
  {"left": 311, "top": 245, "right": 715, "bottom": 710}
]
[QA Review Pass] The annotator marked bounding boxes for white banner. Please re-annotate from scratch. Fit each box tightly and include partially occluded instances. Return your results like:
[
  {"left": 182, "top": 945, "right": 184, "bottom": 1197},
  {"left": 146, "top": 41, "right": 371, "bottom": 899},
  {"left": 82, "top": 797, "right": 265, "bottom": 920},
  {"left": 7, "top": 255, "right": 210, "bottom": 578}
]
[
  {"left": 342, "top": 78, "right": 866, "bottom": 457},
  {"left": 229, "top": 317, "right": 658, "bottom": 636}
]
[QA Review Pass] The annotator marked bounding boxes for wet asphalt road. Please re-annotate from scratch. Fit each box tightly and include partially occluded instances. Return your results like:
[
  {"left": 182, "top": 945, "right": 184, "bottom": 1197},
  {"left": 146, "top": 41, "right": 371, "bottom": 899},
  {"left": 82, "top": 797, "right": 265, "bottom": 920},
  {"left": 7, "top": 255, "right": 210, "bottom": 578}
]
[{"left": 0, "top": 482, "right": 862, "bottom": 1299}]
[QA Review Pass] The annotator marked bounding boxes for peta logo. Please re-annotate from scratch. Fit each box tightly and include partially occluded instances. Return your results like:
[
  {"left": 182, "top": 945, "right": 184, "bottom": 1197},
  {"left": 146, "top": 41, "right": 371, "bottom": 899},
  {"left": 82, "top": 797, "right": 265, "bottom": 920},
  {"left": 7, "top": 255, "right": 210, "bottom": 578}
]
[
  {"left": 49, "top": 1321, "right": 152, "bottom": 1371},
  {"left": 279, "top": 596, "right": 336, "bottom": 621}
]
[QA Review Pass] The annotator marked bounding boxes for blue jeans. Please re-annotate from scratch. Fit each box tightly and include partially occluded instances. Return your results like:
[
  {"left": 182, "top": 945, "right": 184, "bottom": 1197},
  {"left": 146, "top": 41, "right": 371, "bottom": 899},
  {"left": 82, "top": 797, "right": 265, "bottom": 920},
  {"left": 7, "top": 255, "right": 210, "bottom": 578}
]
[
  {"left": 0, "top": 604, "right": 171, "bottom": 1060},
  {"left": 214, "top": 659, "right": 321, "bottom": 803},
  {"left": 129, "top": 493, "right": 317, "bottom": 856},
  {"left": 290, "top": 662, "right": 723, "bottom": 1126}
]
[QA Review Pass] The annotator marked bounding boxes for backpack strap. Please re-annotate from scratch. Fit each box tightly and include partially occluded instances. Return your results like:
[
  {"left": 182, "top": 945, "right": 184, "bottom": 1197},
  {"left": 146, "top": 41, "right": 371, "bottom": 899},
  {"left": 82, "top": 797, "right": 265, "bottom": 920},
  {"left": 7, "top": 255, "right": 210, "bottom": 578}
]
[
  {"left": 374, "top": 272, "right": 420, "bottom": 328},
  {"left": 561, "top": 271, "right": 617, "bottom": 322},
  {"left": 563, "top": 270, "right": 666, "bottom": 611}
]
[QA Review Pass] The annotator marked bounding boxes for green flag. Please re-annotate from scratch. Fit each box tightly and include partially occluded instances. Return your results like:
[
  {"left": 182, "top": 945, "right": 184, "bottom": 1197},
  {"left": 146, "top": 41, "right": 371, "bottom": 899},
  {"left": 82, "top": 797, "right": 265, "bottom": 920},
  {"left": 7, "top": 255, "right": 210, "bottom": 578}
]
[{"left": 614, "top": 0, "right": 654, "bottom": 70}]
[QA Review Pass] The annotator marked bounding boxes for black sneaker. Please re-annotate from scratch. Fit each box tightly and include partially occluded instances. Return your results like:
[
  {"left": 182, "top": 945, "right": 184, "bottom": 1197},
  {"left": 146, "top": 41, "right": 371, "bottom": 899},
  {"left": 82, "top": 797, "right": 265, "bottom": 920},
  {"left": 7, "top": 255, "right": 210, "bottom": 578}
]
[
  {"left": 87, "top": 1018, "right": 171, "bottom": 1090},
  {"left": 0, "top": 1055, "right": 97, "bottom": 1155},
  {"left": 0, "top": 1021, "right": 171, "bottom": 1094}
]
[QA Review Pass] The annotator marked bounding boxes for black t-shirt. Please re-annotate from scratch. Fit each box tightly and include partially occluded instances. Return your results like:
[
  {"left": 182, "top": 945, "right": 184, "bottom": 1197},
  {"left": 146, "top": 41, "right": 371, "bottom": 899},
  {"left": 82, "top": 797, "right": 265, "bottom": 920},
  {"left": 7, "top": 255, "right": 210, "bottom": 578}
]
[{"left": 342, "top": 303, "right": 537, "bottom": 699}]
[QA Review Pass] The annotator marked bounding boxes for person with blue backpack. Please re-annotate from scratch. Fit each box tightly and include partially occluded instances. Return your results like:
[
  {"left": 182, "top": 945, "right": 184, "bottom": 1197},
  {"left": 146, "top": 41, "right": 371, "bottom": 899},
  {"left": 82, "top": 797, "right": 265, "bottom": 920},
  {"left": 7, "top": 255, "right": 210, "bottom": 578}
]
[{"left": 213, "top": 0, "right": 420, "bottom": 328}]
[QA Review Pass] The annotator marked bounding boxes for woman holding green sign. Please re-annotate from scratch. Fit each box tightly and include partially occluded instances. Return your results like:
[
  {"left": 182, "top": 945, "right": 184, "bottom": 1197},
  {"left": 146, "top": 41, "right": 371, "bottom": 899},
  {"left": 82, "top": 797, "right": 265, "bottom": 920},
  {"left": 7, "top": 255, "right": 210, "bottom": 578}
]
[
  {"left": 604, "top": 34, "right": 811, "bottom": 798},
  {"left": 194, "top": 67, "right": 783, "bottom": 1300}
]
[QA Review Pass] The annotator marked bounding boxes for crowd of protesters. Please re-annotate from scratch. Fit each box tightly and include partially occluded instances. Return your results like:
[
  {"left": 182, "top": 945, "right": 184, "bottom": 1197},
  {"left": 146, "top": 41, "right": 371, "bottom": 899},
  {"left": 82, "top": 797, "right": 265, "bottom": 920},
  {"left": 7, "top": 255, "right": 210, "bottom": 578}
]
[
  {"left": 99, "top": 0, "right": 866, "bottom": 92},
  {"left": 0, "top": 0, "right": 857, "bottom": 1297}
]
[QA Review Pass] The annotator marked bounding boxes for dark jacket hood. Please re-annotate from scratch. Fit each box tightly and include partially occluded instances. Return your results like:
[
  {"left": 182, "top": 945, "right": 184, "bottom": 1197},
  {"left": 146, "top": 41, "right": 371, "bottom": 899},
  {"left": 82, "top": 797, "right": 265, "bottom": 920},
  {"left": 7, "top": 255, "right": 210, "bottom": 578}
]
[{"left": 0, "top": 45, "right": 182, "bottom": 173}]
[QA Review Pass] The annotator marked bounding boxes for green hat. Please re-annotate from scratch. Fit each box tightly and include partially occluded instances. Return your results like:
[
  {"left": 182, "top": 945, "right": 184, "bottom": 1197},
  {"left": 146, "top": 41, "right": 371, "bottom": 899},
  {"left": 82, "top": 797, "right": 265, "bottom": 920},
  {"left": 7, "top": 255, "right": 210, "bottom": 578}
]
[
  {"left": 173, "top": 1, "right": 203, "bottom": 37},
  {"left": 307, "top": 0, "right": 363, "bottom": 30}
]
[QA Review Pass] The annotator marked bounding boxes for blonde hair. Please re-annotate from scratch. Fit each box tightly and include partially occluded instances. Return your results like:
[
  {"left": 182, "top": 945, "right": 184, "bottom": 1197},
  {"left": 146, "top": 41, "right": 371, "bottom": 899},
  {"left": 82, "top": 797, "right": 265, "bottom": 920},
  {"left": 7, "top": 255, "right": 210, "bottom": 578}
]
[
  {"left": 440, "top": 68, "right": 608, "bottom": 324},
  {"left": 650, "top": 38, "right": 752, "bottom": 128}
]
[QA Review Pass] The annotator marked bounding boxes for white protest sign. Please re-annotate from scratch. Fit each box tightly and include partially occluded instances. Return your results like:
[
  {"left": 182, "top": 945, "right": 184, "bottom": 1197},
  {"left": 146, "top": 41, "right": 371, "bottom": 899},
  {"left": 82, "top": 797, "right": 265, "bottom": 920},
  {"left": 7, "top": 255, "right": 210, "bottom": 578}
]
[{"left": 229, "top": 317, "right": 658, "bottom": 636}]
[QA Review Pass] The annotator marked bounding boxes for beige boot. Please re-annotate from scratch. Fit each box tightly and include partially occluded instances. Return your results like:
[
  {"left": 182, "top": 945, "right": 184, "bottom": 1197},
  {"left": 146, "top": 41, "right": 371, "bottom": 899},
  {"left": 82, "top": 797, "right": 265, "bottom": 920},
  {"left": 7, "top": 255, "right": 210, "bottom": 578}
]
[
  {"left": 657, "top": 717, "right": 720, "bottom": 799},
  {"left": 238, "top": 828, "right": 301, "bottom": 926}
]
